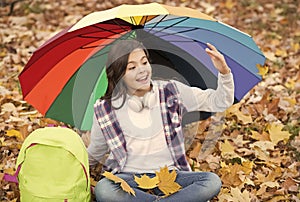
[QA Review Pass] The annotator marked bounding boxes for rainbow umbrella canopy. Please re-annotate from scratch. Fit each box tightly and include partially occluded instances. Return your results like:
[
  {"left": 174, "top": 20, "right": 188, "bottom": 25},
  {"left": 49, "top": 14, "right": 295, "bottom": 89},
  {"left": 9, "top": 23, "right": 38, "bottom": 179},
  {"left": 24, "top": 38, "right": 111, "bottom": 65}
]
[{"left": 19, "top": 3, "right": 265, "bottom": 130}]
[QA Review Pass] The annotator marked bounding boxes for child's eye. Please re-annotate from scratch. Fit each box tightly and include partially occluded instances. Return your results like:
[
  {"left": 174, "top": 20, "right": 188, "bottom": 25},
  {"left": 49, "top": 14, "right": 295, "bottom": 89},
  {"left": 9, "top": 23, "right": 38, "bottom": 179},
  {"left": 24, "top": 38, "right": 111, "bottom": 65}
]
[
  {"left": 143, "top": 61, "right": 148, "bottom": 65},
  {"left": 128, "top": 66, "right": 135, "bottom": 70}
]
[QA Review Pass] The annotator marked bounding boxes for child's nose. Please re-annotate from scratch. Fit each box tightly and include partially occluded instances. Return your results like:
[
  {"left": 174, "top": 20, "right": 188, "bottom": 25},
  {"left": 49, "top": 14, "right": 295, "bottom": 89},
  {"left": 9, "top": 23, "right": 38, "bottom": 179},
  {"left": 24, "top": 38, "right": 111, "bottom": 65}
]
[{"left": 137, "top": 65, "right": 147, "bottom": 73}]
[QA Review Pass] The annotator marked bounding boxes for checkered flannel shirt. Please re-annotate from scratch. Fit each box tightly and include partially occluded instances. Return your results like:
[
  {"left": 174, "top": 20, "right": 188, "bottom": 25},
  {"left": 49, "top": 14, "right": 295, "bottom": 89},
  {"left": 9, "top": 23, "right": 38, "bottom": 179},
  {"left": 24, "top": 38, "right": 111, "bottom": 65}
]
[{"left": 94, "top": 80, "right": 191, "bottom": 173}]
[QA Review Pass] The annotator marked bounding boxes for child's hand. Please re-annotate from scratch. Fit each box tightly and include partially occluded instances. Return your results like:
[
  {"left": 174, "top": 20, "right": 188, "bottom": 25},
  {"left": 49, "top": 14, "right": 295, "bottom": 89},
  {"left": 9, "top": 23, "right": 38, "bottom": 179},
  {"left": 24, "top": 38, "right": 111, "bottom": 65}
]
[{"left": 205, "top": 43, "right": 231, "bottom": 75}]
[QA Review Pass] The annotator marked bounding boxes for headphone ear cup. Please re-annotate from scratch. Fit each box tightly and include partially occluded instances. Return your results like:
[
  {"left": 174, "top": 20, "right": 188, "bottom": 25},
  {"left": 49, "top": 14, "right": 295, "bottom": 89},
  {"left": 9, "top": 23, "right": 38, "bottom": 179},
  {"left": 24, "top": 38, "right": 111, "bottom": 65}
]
[
  {"left": 128, "top": 95, "right": 143, "bottom": 112},
  {"left": 143, "top": 91, "right": 156, "bottom": 109}
]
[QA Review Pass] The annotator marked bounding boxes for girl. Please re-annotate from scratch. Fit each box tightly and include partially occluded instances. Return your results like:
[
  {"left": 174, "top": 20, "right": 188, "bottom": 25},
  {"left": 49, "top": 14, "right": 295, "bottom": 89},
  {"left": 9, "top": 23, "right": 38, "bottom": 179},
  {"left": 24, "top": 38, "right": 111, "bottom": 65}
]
[{"left": 88, "top": 39, "right": 234, "bottom": 202}]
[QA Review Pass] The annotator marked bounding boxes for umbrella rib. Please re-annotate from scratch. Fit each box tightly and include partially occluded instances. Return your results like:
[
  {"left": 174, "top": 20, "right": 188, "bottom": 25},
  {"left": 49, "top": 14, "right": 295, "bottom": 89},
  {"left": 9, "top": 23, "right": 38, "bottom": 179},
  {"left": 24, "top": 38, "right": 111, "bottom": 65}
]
[
  {"left": 112, "top": 19, "right": 134, "bottom": 33},
  {"left": 86, "top": 24, "right": 129, "bottom": 37},
  {"left": 77, "top": 22, "right": 132, "bottom": 49},
  {"left": 146, "top": 15, "right": 168, "bottom": 32},
  {"left": 147, "top": 28, "right": 198, "bottom": 42},
  {"left": 148, "top": 16, "right": 191, "bottom": 35}
]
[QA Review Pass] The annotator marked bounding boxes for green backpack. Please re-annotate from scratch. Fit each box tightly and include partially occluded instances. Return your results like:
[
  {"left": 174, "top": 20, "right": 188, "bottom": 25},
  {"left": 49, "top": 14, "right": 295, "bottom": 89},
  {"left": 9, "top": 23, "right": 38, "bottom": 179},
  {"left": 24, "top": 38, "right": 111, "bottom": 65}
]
[{"left": 15, "top": 127, "right": 91, "bottom": 201}]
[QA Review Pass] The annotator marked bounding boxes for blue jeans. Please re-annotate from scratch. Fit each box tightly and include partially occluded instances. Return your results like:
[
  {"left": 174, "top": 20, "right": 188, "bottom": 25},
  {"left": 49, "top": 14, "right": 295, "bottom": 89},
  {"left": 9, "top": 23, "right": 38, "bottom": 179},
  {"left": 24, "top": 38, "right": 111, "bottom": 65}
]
[{"left": 94, "top": 171, "right": 222, "bottom": 202}]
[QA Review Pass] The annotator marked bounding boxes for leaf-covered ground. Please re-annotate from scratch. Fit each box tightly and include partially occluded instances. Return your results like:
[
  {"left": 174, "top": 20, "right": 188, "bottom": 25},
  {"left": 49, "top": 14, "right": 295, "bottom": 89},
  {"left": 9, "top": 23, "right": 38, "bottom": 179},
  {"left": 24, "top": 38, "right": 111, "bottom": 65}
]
[{"left": 0, "top": 0, "right": 299, "bottom": 201}]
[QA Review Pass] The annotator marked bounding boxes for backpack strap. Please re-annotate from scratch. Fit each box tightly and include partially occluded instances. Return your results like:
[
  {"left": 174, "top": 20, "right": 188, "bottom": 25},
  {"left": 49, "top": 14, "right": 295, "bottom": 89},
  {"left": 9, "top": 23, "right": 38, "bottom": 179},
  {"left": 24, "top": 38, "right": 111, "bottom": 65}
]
[
  {"left": 3, "top": 164, "right": 21, "bottom": 184},
  {"left": 3, "top": 142, "right": 37, "bottom": 184}
]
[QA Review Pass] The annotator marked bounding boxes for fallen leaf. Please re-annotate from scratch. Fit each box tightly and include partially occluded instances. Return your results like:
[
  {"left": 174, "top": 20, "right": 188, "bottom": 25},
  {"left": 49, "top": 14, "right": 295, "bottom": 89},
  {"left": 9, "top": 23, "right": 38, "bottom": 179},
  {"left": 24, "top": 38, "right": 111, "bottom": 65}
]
[
  {"left": 267, "top": 98, "right": 280, "bottom": 114},
  {"left": 134, "top": 174, "right": 159, "bottom": 189},
  {"left": 251, "top": 130, "right": 270, "bottom": 141},
  {"left": 220, "top": 139, "right": 241, "bottom": 159},
  {"left": 1, "top": 103, "right": 17, "bottom": 114},
  {"left": 251, "top": 141, "right": 275, "bottom": 151},
  {"left": 267, "top": 123, "right": 291, "bottom": 144},
  {"left": 261, "top": 181, "right": 279, "bottom": 188},
  {"left": 155, "top": 166, "right": 181, "bottom": 196},
  {"left": 189, "top": 141, "right": 201, "bottom": 159},
  {"left": 226, "top": 104, "right": 253, "bottom": 124},
  {"left": 282, "top": 177, "right": 299, "bottom": 192},
  {"left": 102, "top": 171, "right": 136, "bottom": 196},
  {"left": 256, "top": 64, "right": 269, "bottom": 77},
  {"left": 90, "top": 177, "right": 97, "bottom": 187},
  {"left": 230, "top": 187, "right": 251, "bottom": 202},
  {"left": 5, "top": 129, "right": 23, "bottom": 140},
  {"left": 219, "top": 163, "right": 243, "bottom": 187},
  {"left": 268, "top": 195, "right": 292, "bottom": 202},
  {"left": 241, "top": 161, "right": 254, "bottom": 175}
]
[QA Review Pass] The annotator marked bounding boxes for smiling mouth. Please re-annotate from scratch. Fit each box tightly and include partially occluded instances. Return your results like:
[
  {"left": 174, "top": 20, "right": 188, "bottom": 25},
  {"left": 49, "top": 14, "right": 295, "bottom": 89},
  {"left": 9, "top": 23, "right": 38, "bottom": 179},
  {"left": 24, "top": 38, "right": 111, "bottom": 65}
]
[{"left": 136, "top": 75, "right": 149, "bottom": 82}]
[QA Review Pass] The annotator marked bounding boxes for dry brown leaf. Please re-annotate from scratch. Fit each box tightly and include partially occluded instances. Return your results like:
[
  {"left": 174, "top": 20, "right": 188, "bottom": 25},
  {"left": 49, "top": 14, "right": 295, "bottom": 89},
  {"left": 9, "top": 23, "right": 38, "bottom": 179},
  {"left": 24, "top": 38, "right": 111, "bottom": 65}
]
[
  {"left": 189, "top": 141, "right": 201, "bottom": 159},
  {"left": 219, "top": 163, "right": 243, "bottom": 187},
  {"left": 230, "top": 187, "right": 251, "bottom": 202},
  {"left": 282, "top": 177, "right": 299, "bottom": 193},
  {"left": 267, "top": 98, "right": 280, "bottom": 114},
  {"left": 251, "top": 130, "right": 270, "bottom": 141},
  {"left": 226, "top": 103, "right": 252, "bottom": 124}
]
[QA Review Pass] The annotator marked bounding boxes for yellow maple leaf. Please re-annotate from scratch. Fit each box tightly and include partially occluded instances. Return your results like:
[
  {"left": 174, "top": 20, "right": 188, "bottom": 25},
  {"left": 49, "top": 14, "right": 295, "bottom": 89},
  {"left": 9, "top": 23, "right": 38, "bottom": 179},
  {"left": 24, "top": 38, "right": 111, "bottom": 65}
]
[
  {"left": 267, "top": 123, "right": 291, "bottom": 144},
  {"left": 220, "top": 139, "right": 241, "bottom": 159},
  {"left": 155, "top": 166, "right": 181, "bottom": 196},
  {"left": 102, "top": 171, "right": 136, "bottom": 196},
  {"left": 221, "top": 139, "right": 235, "bottom": 153},
  {"left": 134, "top": 174, "right": 159, "bottom": 189},
  {"left": 256, "top": 63, "right": 269, "bottom": 77}
]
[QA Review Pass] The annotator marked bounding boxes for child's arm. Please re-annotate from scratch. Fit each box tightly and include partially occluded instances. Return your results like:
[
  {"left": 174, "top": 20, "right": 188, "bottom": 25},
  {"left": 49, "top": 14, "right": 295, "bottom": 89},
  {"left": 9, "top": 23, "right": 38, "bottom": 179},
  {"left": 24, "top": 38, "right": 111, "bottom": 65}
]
[
  {"left": 205, "top": 43, "right": 231, "bottom": 75},
  {"left": 87, "top": 113, "right": 109, "bottom": 166}
]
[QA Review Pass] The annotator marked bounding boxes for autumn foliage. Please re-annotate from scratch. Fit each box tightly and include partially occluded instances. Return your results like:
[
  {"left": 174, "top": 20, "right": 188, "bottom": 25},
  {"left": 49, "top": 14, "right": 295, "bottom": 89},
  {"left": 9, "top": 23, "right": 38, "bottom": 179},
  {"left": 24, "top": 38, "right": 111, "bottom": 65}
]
[
  {"left": 0, "top": 0, "right": 299, "bottom": 201},
  {"left": 103, "top": 166, "right": 182, "bottom": 197}
]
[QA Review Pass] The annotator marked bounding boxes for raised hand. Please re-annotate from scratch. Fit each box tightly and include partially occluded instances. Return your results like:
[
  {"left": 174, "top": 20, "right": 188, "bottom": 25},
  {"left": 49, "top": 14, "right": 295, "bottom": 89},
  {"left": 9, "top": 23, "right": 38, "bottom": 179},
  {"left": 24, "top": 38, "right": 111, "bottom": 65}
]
[{"left": 205, "top": 43, "right": 231, "bottom": 75}]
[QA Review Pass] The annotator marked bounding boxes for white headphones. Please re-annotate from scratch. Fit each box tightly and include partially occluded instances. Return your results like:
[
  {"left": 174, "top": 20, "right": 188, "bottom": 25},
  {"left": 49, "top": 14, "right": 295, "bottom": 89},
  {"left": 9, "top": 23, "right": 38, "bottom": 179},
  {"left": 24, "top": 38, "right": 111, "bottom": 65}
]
[{"left": 127, "top": 91, "right": 156, "bottom": 112}]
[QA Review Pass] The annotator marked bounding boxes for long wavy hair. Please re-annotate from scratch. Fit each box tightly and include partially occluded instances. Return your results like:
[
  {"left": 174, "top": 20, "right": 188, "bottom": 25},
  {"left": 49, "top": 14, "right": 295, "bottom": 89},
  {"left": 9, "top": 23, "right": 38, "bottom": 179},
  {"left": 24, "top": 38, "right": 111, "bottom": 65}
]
[{"left": 101, "top": 39, "right": 149, "bottom": 109}]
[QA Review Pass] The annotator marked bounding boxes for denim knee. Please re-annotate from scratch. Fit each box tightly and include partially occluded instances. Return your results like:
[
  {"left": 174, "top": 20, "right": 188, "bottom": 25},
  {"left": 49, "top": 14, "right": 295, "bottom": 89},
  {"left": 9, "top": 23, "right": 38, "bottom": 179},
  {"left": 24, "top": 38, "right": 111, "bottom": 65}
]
[
  {"left": 207, "top": 172, "right": 222, "bottom": 194},
  {"left": 94, "top": 178, "right": 113, "bottom": 201}
]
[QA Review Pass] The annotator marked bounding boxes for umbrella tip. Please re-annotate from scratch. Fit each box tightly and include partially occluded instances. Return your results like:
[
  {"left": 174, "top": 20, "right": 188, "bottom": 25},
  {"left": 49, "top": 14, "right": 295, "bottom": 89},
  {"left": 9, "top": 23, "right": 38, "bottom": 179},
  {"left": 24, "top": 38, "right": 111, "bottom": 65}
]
[{"left": 132, "top": 25, "right": 144, "bottom": 30}]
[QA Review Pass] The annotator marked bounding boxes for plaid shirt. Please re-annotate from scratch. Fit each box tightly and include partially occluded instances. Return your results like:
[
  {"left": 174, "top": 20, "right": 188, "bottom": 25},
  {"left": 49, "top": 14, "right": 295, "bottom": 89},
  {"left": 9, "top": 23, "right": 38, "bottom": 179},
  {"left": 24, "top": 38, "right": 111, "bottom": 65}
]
[{"left": 94, "top": 80, "right": 191, "bottom": 173}]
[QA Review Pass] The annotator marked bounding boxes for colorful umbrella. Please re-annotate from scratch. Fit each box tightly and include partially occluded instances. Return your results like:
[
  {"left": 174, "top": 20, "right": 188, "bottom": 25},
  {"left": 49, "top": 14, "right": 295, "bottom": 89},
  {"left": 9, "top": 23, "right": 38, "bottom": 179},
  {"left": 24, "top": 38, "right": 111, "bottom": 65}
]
[{"left": 19, "top": 3, "right": 265, "bottom": 130}]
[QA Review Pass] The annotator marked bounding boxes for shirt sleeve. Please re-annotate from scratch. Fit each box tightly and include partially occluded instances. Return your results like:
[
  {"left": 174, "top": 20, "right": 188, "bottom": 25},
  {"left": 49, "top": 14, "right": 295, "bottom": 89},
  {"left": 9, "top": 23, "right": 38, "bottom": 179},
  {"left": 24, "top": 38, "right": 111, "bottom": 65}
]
[
  {"left": 173, "top": 72, "right": 234, "bottom": 112},
  {"left": 87, "top": 112, "right": 109, "bottom": 166}
]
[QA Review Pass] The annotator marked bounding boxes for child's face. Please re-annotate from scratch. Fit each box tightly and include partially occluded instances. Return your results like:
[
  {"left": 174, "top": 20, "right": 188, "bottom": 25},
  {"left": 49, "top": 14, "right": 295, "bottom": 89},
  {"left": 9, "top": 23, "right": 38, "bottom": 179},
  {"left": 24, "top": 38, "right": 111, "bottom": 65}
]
[{"left": 123, "top": 48, "right": 152, "bottom": 96}]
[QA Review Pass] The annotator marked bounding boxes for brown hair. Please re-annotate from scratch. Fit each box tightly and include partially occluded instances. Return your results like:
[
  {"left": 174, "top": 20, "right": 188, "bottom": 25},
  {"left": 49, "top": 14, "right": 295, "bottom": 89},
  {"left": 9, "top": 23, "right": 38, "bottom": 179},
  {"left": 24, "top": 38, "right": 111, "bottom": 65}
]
[{"left": 101, "top": 39, "right": 149, "bottom": 108}]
